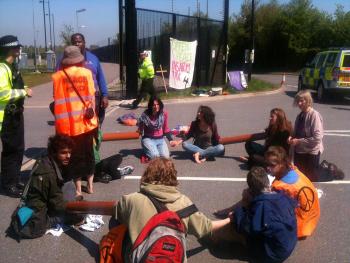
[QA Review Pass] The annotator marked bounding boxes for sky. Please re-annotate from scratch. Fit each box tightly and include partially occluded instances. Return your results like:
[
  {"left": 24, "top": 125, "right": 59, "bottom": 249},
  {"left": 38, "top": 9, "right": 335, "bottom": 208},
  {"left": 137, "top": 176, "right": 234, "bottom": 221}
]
[{"left": 0, "top": 0, "right": 349, "bottom": 47}]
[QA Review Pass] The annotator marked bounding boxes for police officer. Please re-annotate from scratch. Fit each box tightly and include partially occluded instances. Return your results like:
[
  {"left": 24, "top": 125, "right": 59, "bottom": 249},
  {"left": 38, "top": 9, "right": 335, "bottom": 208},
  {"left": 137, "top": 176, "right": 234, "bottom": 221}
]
[
  {"left": 0, "top": 35, "right": 32, "bottom": 198},
  {"left": 132, "top": 51, "right": 156, "bottom": 109}
]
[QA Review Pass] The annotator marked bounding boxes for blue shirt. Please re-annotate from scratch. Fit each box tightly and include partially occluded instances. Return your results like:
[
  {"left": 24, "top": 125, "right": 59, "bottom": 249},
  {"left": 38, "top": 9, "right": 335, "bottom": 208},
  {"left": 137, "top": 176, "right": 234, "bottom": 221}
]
[{"left": 56, "top": 50, "right": 108, "bottom": 97}]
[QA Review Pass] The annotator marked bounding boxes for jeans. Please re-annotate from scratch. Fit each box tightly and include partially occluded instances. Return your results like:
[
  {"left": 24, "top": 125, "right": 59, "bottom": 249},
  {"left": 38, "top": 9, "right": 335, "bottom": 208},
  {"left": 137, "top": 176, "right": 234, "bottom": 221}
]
[
  {"left": 294, "top": 152, "right": 320, "bottom": 182},
  {"left": 142, "top": 137, "right": 170, "bottom": 159},
  {"left": 182, "top": 141, "right": 225, "bottom": 158}
]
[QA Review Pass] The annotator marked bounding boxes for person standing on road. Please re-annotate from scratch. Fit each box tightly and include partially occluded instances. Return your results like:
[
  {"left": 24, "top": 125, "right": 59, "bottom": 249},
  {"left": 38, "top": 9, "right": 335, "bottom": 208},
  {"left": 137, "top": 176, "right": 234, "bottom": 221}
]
[
  {"left": 288, "top": 90, "right": 324, "bottom": 181},
  {"left": 171, "top": 105, "right": 225, "bottom": 164},
  {"left": 131, "top": 51, "right": 156, "bottom": 109},
  {"left": 0, "top": 35, "right": 33, "bottom": 198},
  {"left": 56, "top": 33, "right": 109, "bottom": 124},
  {"left": 52, "top": 45, "right": 98, "bottom": 197},
  {"left": 138, "top": 96, "right": 175, "bottom": 160}
]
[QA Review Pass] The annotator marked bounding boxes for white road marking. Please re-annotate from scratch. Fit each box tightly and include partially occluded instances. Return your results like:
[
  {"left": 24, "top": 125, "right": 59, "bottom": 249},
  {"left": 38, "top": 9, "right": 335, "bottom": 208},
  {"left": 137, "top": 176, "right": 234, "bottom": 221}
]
[
  {"left": 324, "top": 130, "right": 350, "bottom": 133},
  {"left": 21, "top": 159, "right": 36, "bottom": 171},
  {"left": 124, "top": 176, "right": 246, "bottom": 181},
  {"left": 324, "top": 133, "right": 350, "bottom": 137},
  {"left": 105, "top": 105, "right": 120, "bottom": 117},
  {"left": 287, "top": 85, "right": 297, "bottom": 88},
  {"left": 123, "top": 175, "right": 350, "bottom": 184}
]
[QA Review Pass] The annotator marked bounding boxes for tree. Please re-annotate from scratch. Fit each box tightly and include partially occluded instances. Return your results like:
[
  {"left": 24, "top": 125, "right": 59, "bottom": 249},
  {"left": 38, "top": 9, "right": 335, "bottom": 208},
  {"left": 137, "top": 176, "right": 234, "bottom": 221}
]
[{"left": 59, "top": 24, "right": 74, "bottom": 45}]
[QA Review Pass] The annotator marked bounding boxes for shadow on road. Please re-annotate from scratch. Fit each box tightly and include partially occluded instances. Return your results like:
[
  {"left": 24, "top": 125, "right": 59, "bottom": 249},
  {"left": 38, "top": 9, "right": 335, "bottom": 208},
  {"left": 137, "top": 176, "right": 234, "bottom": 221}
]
[
  {"left": 24, "top": 147, "right": 46, "bottom": 159},
  {"left": 64, "top": 228, "right": 100, "bottom": 263}
]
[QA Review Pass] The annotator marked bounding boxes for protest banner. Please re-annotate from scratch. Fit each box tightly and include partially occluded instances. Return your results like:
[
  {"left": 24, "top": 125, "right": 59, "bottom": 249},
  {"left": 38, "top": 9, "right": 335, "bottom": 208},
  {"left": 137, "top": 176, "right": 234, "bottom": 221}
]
[{"left": 169, "top": 38, "right": 197, "bottom": 89}]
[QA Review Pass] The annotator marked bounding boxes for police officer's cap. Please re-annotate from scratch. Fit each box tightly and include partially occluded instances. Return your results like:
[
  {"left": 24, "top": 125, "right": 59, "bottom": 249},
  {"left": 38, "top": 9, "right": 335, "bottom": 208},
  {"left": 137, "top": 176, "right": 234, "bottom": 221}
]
[{"left": 0, "top": 35, "right": 23, "bottom": 49}]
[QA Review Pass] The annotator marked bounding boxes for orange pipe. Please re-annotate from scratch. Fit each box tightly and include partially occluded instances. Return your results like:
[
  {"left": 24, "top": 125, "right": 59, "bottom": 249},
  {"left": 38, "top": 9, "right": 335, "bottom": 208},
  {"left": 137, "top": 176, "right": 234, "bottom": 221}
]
[
  {"left": 219, "top": 132, "right": 265, "bottom": 145},
  {"left": 65, "top": 201, "right": 118, "bottom": 216},
  {"left": 102, "top": 131, "right": 140, "bottom": 141}
]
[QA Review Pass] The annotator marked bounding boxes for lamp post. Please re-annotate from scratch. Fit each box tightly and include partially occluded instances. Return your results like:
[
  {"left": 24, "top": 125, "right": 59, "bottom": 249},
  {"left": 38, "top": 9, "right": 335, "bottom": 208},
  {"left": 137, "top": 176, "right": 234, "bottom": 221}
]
[
  {"left": 47, "top": 0, "right": 52, "bottom": 50},
  {"left": 32, "top": 0, "right": 37, "bottom": 71},
  {"left": 76, "top": 8, "right": 86, "bottom": 32},
  {"left": 40, "top": 0, "right": 47, "bottom": 51},
  {"left": 52, "top": 14, "right": 55, "bottom": 51}
]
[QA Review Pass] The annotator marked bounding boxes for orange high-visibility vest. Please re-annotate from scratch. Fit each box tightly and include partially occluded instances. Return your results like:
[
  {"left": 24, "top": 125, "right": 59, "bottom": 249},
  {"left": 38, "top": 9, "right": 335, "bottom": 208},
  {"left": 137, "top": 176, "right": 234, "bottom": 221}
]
[
  {"left": 52, "top": 66, "right": 98, "bottom": 136},
  {"left": 272, "top": 167, "right": 320, "bottom": 238}
]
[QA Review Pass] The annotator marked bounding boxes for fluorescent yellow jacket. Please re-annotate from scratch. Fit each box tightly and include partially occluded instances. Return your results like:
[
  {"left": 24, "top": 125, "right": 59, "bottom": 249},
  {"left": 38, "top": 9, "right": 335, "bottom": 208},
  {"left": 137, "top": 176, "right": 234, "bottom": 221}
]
[
  {"left": 0, "top": 62, "right": 27, "bottom": 132},
  {"left": 138, "top": 57, "right": 154, "bottom": 80}
]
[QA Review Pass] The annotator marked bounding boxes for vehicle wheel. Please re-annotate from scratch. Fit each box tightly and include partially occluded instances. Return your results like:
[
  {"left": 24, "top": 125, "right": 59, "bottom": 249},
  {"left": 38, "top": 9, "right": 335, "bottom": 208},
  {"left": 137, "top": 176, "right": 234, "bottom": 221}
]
[
  {"left": 298, "top": 78, "right": 304, "bottom": 91},
  {"left": 317, "top": 82, "right": 327, "bottom": 102}
]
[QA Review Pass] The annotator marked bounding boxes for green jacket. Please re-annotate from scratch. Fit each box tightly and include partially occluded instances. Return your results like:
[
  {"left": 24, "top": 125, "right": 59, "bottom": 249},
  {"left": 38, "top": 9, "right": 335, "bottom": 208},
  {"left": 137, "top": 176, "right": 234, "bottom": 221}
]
[
  {"left": 116, "top": 183, "right": 213, "bottom": 244},
  {"left": 25, "top": 156, "right": 66, "bottom": 217},
  {"left": 0, "top": 62, "right": 27, "bottom": 132},
  {"left": 138, "top": 57, "right": 154, "bottom": 80}
]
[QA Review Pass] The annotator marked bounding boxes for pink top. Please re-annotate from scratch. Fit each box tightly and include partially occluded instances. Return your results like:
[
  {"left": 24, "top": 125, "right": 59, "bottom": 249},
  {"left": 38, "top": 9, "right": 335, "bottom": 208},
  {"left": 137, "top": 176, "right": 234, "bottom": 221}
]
[{"left": 139, "top": 111, "right": 171, "bottom": 139}]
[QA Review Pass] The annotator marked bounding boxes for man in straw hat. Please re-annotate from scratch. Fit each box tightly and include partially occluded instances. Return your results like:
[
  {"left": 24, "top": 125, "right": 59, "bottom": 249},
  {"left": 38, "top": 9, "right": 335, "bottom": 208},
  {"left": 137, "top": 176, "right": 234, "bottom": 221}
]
[
  {"left": 0, "top": 35, "right": 33, "bottom": 198},
  {"left": 52, "top": 45, "right": 98, "bottom": 198}
]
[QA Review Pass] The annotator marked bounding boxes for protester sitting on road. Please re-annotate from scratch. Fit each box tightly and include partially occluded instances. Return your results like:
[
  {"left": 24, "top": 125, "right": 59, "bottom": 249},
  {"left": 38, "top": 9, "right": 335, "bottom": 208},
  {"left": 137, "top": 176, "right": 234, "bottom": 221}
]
[
  {"left": 288, "top": 90, "right": 324, "bottom": 182},
  {"left": 137, "top": 96, "right": 176, "bottom": 160},
  {"left": 171, "top": 105, "right": 225, "bottom": 164},
  {"left": 240, "top": 108, "right": 292, "bottom": 168},
  {"left": 115, "top": 158, "right": 240, "bottom": 260},
  {"left": 0, "top": 35, "right": 33, "bottom": 198},
  {"left": 213, "top": 166, "right": 297, "bottom": 263},
  {"left": 52, "top": 45, "right": 98, "bottom": 197},
  {"left": 9, "top": 135, "right": 83, "bottom": 239},
  {"left": 265, "top": 146, "right": 320, "bottom": 238}
]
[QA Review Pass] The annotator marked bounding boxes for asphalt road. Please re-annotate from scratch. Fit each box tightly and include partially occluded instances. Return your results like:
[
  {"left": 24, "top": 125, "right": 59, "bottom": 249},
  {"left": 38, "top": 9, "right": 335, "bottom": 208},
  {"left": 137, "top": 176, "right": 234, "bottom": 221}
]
[{"left": 1, "top": 70, "right": 350, "bottom": 262}]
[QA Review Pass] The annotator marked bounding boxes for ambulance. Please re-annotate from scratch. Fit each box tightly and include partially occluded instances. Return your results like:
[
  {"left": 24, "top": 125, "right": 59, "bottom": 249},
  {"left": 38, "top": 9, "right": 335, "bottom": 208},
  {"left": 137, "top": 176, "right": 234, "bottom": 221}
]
[{"left": 298, "top": 48, "right": 350, "bottom": 102}]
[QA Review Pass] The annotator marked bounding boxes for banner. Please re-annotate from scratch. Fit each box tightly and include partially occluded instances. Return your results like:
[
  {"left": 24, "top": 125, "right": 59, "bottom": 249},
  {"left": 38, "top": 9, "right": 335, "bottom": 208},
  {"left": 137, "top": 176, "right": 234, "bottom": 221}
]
[
  {"left": 227, "top": 71, "right": 248, "bottom": 91},
  {"left": 169, "top": 38, "right": 197, "bottom": 89}
]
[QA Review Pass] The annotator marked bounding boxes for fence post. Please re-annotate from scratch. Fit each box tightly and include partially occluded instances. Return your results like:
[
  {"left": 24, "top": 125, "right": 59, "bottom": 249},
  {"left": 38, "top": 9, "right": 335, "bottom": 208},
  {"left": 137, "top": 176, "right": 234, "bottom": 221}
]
[{"left": 125, "top": 0, "right": 138, "bottom": 98}]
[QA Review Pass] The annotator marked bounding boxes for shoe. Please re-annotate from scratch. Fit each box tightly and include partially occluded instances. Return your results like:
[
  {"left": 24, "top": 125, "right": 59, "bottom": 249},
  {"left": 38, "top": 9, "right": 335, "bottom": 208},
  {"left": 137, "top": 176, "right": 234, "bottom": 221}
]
[
  {"left": 94, "top": 173, "right": 112, "bottom": 184},
  {"left": 3, "top": 186, "right": 23, "bottom": 198},
  {"left": 17, "top": 182, "right": 25, "bottom": 190},
  {"left": 118, "top": 166, "right": 134, "bottom": 176}
]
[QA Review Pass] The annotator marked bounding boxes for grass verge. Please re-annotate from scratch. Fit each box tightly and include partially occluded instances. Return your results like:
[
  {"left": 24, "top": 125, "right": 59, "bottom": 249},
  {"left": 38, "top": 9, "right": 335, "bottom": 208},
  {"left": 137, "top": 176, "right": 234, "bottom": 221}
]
[
  {"left": 22, "top": 71, "right": 52, "bottom": 88},
  {"left": 157, "top": 77, "right": 277, "bottom": 100}
]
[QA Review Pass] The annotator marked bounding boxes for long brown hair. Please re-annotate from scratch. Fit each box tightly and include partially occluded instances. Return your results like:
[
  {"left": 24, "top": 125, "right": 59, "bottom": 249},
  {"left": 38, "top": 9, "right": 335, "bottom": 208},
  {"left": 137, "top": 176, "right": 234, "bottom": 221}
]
[
  {"left": 266, "top": 108, "right": 292, "bottom": 138},
  {"left": 141, "top": 158, "right": 178, "bottom": 186}
]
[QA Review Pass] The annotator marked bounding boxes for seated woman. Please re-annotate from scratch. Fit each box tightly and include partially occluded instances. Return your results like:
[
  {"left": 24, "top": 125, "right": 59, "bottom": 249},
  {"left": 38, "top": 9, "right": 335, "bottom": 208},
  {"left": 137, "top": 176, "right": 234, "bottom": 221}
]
[
  {"left": 172, "top": 105, "right": 224, "bottom": 164},
  {"left": 138, "top": 95, "right": 175, "bottom": 160},
  {"left": 265, "top": 146, "right": 320, "bottom": 239},
  {"left": 241, "top": 108, "right": 292, "bottom": 167}
]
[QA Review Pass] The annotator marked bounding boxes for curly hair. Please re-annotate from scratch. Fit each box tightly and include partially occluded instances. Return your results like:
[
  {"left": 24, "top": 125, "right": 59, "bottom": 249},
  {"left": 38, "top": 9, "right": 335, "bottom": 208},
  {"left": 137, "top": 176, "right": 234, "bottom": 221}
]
[
  {"left": 47, "top": 134, "right": 74, "bottom": 157},
  {"left": 141, "top": 158, "right": 178, "bottom": 186},
  {"left": 266, "top": 108, "right": 293, "bottom": 138},
  {"left": 196, "top": 105, "right": 216, "bottom": 125},
  {"left": 146, "top": 95, "right": 164, "bottom": 116}
]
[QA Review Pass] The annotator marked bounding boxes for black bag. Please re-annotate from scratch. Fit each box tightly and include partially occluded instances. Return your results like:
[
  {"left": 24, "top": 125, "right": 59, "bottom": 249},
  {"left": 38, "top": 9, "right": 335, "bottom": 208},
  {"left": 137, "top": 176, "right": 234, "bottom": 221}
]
[
  {"left": 8, "top": 208, "right": 48, "bottom": 241},
  {"left": 317, "top": 160, "right": 345, "bottom": 182},
  {"left": 96, "top": 154, "right": 123, "bottom": 180}
]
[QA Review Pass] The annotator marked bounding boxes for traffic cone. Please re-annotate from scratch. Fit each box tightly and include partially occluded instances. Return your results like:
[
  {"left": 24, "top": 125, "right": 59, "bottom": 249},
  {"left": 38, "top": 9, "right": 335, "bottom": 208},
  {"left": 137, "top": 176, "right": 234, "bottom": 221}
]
[{"left": 281, "top": 73, "right": 286, "bottom": 86}]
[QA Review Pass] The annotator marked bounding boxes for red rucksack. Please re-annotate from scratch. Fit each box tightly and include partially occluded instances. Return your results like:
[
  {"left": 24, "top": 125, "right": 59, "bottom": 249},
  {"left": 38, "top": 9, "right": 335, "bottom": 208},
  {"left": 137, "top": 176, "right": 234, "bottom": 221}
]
[{"left": 131, "top": 195, "right": 198, "bottom": 263}]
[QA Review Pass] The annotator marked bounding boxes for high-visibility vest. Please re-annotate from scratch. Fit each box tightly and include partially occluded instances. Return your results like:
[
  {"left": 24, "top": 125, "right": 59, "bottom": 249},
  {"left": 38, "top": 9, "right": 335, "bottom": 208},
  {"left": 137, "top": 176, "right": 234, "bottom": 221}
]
[
  {"left": 0, "top": 62, "right": 27, "bottom": 132},
  {"left": 138, "top": 57, "right": 154, "bottom": 79},
  {"left": 272, "top": 167, "right": 320, "bottom": 238},
  {"left": 52, "top": 66, "right": 98, "bottom": 136}
]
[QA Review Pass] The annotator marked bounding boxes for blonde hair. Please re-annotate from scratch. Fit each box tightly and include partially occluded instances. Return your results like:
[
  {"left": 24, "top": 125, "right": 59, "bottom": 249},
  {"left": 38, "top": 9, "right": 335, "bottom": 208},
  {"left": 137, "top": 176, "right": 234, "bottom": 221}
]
[{"left": 293, "top": 90, "right": 313, "bottom": 107}]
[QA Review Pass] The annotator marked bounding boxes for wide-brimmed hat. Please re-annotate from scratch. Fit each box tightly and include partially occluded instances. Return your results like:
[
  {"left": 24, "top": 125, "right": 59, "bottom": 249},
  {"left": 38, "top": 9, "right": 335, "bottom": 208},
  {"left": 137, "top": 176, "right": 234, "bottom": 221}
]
[
  {"left": 61, "top": 45, "right": 84, "bottom": 65},
  {"left": 0, "top": 35, "right": 22, "bottom": 49}
]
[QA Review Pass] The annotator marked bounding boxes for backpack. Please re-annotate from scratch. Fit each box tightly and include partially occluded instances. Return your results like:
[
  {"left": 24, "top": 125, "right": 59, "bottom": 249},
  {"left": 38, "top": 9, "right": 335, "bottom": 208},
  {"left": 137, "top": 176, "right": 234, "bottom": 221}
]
[
  {"left": 100, "top": 224, "right": 129, "bottom": 263},
  {"left": 131, "top": 195, "right": 198, "bottom": 263},
  {"left": 317, "top": 160, "right": 345, "bottom": 182}
]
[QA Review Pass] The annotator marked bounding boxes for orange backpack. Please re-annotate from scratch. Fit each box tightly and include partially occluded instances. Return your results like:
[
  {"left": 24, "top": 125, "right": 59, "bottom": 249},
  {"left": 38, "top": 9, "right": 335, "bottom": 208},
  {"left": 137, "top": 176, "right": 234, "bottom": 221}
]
[{"left": 99, "top": 224, "right": 128, "bottom": 263}]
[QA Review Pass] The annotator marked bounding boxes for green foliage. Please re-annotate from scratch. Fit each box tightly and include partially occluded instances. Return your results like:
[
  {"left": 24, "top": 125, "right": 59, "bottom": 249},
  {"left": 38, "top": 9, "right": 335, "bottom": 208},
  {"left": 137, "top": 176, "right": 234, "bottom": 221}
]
[
  {"left": 59, "top": 24, "right": 75, "bottom": 46},
  {"left": 228, "top": 0, "right": 350, "bottom": 71}
]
